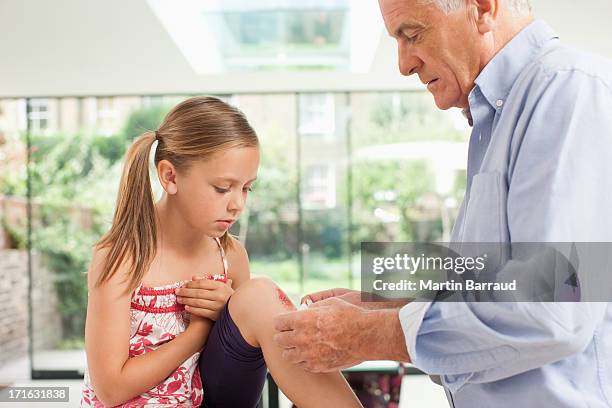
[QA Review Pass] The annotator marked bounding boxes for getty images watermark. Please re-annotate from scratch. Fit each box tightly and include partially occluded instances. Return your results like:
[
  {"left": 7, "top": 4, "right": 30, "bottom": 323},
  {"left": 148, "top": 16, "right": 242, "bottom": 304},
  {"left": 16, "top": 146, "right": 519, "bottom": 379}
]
[
  {"left": 360, "top": 242, "right": 612, "bottom": 302},
  {"left": 370, "top": 251, "right": 507, "bottom": 292}
]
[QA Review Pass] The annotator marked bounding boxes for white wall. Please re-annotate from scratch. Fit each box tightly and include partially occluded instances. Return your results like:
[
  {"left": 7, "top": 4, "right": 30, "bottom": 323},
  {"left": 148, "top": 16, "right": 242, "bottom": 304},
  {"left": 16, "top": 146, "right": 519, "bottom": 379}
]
[{"left": 0, "top": 0, "right": 610, "bottom": 97}]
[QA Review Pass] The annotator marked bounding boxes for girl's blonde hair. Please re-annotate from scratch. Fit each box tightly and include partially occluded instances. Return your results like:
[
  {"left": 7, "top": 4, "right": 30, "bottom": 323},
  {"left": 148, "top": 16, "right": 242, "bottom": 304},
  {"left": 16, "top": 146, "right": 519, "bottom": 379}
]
[{"left": 95, "top": 96, "right": 259, "bottom": 292}]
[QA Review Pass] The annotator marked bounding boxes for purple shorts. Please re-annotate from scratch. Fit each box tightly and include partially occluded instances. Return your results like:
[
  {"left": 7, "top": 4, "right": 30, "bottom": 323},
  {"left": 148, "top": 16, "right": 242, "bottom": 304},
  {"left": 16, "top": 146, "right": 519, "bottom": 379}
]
[{"left": 198, "top": 298, "right": 267, "bottom": 407}]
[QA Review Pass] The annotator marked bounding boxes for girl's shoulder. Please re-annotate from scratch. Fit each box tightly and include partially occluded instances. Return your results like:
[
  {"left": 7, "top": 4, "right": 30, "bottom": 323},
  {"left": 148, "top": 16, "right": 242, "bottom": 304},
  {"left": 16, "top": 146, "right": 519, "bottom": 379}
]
[
  {"left": 225, "top": 236, "right": 250, "bottom": 289},
  {"left": 87, "top": 245, "right": 134, "bottom": 296}
]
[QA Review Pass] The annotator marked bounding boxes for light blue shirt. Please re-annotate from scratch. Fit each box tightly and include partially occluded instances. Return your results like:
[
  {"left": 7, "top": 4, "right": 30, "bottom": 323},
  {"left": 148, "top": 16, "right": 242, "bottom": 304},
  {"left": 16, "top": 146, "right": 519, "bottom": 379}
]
[{"left": 399, "top": 20, "right": 612, "bottom": 407}]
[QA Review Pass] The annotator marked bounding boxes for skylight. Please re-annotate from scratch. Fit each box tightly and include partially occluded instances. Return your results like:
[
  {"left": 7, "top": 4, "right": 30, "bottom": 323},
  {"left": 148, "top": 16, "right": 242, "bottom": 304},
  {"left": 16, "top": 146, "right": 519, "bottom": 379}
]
[{"left": 148, "top": 0, "right": 383, "bottom": 74}]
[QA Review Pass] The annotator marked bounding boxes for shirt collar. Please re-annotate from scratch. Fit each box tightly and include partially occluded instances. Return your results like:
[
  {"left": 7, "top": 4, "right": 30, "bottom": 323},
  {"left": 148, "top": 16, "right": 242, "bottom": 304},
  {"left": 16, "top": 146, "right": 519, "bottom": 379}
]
[{"left": 471, "top": 20, "right": 559, "bottom": 113}]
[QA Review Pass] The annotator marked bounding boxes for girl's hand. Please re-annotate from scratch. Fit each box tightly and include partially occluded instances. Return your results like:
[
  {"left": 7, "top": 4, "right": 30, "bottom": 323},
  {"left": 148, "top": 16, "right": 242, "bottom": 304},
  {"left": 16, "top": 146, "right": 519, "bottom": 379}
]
[{"left": 175, "top": 276, "right": 234, "bottom": 321}]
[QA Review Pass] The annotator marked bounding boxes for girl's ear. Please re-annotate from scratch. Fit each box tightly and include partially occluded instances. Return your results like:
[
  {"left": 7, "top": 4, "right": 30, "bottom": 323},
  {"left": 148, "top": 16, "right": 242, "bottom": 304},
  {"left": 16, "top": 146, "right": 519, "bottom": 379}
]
[{"left": 157, "top": 160, "right": 178, "bottom": 195}]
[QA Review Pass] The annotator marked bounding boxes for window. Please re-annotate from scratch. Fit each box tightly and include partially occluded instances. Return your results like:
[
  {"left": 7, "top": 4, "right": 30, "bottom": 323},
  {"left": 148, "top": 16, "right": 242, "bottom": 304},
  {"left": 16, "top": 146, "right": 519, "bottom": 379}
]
[
  {"left": 28, "top": 99, "right": 51, "bottom": 134},
  {"left": 225, "top": 9, "right": 346, "bottom": 48},
  {"left": 141, "top": 95, "right": 166, "bottom": 107},
  {"left": 96, "top": 97, "right": 120, "bottom": 135},
  {"left": 298, "top": 93, "right": 335, "bottom": 135},
  {"left": 302, "top": 163, "right": 336, "bottom": 210},
  {"left": 146, "top": 0, "right": 387, "bottom": 74}
]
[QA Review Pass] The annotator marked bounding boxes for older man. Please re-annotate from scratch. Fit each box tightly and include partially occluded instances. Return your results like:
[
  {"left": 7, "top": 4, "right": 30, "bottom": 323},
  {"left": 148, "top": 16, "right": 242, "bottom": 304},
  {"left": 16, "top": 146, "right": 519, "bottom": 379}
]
[{"left": 273, "top": 0, "right": 612, "bottom": 406}]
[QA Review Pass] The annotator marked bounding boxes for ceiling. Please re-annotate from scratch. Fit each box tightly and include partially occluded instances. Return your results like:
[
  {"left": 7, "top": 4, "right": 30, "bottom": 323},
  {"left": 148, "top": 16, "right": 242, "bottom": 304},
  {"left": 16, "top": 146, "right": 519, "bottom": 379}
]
[{"left": 0, "top": 0, "right": 610, "bottom": 97}]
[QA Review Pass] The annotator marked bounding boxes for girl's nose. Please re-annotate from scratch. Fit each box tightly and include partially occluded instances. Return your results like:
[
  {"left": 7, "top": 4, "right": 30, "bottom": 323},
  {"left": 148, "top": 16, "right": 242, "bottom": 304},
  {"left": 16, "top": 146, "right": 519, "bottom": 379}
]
[{"left": 228, "top": 192, "right": 245, "bottom": 212}]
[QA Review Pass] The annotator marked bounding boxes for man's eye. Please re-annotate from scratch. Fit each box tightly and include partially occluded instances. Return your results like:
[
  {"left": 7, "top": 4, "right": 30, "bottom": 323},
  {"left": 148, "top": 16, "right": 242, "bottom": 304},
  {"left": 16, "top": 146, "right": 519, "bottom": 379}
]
[
  {"left": 403, "top": 31, "right": 419, "bottom": 43},
  {"left": 214, "top": 186, "right": 231, "bottom": 193}
]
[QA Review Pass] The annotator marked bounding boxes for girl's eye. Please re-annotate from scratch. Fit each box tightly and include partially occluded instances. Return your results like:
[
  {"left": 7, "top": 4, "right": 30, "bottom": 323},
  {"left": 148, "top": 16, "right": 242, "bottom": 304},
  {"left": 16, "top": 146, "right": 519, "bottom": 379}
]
[
  {"left": 214, "top": 186, "right": 231, "bottom": 194},
  {"left": 243, "top": 186, "right": 253, "bottom": 193}
]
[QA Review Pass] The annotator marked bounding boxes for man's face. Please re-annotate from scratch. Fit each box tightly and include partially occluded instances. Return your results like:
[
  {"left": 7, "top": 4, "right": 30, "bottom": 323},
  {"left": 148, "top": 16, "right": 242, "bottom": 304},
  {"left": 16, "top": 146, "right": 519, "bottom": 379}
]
[{"left": 379, "top": 0, "right": 484, "bottom": 110}]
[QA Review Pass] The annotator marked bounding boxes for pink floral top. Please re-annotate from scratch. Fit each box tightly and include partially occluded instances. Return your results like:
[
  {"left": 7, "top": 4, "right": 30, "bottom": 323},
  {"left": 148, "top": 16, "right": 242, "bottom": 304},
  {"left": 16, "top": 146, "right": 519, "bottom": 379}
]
[{"left": 81, "top": 238, "right": 228, "bottom": 407}]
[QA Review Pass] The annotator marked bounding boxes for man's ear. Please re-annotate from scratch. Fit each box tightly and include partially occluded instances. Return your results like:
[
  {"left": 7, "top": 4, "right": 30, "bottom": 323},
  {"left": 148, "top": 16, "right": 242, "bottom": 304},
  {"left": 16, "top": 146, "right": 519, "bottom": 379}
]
[
  {"left": 157, "top": 159, "right": 178, "bottom": 195},
  {"left": 469, "top": 0, "right": 498, "bottom": 34}
]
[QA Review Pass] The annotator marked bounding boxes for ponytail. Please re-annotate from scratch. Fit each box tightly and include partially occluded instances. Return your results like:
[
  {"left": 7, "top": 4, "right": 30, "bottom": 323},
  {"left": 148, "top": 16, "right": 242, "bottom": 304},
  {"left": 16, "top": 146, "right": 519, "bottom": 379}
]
[{"left": 95, "top": 131, "right": 158, "bottom": 293}]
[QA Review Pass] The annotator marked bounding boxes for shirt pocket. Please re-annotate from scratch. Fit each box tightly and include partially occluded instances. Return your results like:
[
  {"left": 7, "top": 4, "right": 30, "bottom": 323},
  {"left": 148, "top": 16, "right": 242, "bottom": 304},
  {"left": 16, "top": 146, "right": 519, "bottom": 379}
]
[{"left": 461, "top": 171, "right": 504, "bottom": 243}]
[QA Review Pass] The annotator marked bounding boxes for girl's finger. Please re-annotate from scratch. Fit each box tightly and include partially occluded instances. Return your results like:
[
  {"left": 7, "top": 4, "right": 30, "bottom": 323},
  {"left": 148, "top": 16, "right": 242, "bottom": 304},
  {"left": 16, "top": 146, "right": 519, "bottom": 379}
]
[
  {"left": 179, "top": 297, "right": 218, "bottom": 310},
  {"left": 175, "top": 287, "right": 217, "bottom": 299},
  {"left": 183, "top": 279, "right": 222, "bottom": 291}
]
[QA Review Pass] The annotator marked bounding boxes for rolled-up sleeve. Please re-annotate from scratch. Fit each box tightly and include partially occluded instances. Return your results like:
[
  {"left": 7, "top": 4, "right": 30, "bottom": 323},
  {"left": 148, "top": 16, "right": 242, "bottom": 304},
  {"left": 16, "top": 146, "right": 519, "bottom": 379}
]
[{"left": 399, "top": 68, "right": 612, "bottom": 393}]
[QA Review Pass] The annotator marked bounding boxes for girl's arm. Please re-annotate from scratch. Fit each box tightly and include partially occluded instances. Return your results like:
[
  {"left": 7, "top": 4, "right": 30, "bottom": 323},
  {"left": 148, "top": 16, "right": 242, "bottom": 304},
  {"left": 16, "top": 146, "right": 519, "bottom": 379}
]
[
  {"left": 85, "top": 247, "right": 212, "bottom": 407},
  {"left": 226, "top": 238, "right": 251, "bottom": 289}
]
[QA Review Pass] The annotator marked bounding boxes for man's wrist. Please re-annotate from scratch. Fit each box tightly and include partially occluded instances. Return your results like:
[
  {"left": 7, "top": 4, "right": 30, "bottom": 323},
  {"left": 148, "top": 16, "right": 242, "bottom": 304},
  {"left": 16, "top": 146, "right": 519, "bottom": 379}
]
[{"left": 360, "top": 308, "right": 411, "bottom": 363}]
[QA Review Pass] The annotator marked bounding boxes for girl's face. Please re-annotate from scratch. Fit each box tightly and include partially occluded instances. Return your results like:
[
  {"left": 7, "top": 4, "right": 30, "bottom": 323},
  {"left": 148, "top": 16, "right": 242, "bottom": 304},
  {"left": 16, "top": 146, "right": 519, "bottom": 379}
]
[{"left": 172, "top": 146, "right": 260, "bottom": 237}]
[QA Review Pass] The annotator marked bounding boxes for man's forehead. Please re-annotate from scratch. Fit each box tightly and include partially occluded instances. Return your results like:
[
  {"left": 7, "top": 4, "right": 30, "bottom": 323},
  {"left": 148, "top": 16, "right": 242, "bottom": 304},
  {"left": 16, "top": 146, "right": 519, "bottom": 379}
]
[{"left": 379, "top": 0, "right": 431, "bottom": 30}]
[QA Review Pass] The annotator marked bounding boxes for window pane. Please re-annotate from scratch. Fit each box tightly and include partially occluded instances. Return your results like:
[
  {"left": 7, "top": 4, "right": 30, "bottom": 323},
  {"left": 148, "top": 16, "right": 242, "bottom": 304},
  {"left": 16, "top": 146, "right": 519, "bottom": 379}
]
[
  {"left": 299, "top": 93, "right": 351, "bottom": 294},
  {"left": 230, "top": 94, "right": 300, "bottom": 297},
  {"left": 349, "top": 92, "right": 469, "bottom": 255}
]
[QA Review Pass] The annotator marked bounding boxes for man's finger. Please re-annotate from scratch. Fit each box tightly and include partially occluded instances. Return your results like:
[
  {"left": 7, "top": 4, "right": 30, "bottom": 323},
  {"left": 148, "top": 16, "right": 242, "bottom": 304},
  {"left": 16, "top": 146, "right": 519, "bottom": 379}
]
[
  {"left": 302, "top": 288, "right": 351, "bottom": 304},
  {"left": 309, "top": 296, "right": 344, "bottom": 308},
  {"left": 273, "top": 311, "right": 300, "bottom": 332},
  {"left": 273, "top": 330, "right": 299, "bottom": 349},
  {"left": 300, "top": 290, "right": 331, "bottom": 304},
  {"left": 281, "top": 347, "right": 305, "bottom": 364},
  {"left": 300, "top": 361, "right": 325, "bottom": 373},
  {"left": 302, "top": 289, "right": 335, "bottom": 303}
]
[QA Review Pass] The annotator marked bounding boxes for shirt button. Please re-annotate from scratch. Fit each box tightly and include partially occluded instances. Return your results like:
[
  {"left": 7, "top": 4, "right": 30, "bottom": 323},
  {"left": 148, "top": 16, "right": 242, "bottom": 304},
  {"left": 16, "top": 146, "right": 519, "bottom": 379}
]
[{"left": 495, "top": 99, "right": 504, "bottom": 108}]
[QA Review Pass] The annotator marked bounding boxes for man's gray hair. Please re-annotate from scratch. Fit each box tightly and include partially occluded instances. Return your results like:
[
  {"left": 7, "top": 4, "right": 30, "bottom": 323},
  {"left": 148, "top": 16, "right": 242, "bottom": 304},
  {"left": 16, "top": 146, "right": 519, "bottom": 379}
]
[{"left": 423, "top": 0, "right": 531, "bottom": 16}]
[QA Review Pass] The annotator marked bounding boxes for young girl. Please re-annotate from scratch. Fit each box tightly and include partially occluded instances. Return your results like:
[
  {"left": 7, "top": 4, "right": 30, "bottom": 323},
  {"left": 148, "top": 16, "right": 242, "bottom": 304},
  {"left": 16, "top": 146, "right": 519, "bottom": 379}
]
[{"left": 81, "top": 96, "right": 362, "bottom": 407}]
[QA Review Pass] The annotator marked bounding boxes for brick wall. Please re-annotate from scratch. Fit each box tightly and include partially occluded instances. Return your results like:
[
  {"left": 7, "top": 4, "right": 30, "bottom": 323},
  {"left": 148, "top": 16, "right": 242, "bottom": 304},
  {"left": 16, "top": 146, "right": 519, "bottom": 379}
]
[
  {"left": 0, "top": 249, "right": 62, "bottom": 370},
  {"left": 0, "top": 250, "right": 29, "bottom": 368}
]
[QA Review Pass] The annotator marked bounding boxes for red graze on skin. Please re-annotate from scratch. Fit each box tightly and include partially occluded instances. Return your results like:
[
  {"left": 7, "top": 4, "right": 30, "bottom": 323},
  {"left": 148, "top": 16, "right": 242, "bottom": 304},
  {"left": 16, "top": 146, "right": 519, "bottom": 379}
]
[{"left": 276, "top": 287, "right": 293, "bottom": 309}]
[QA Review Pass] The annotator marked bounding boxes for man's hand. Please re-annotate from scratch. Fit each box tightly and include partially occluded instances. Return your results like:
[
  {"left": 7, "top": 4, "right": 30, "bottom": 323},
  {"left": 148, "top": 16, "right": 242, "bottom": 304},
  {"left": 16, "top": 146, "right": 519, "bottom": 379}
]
[
  {"left": 175, "top": 276, "right": 234, "bottom": 321},
  {"left": 273, "top": 297, "right": 372, "bottom": 372},
  {"left": 302, "top": 288, "right": 411, "bottom": 310}
]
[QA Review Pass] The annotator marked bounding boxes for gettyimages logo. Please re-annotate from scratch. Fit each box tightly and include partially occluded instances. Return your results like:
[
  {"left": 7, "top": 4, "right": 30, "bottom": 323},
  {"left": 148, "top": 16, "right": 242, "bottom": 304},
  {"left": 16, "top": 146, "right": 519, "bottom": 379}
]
[{"left": 372, "top": 253, "right": 487, "bottom": 275}]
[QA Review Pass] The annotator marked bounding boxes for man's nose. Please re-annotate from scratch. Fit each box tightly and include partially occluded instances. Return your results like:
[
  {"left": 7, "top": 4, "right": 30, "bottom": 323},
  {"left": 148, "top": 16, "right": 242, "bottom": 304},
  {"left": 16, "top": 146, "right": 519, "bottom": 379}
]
[{"left": 398, "top": 45, "right": 421, "bottom": 76}]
